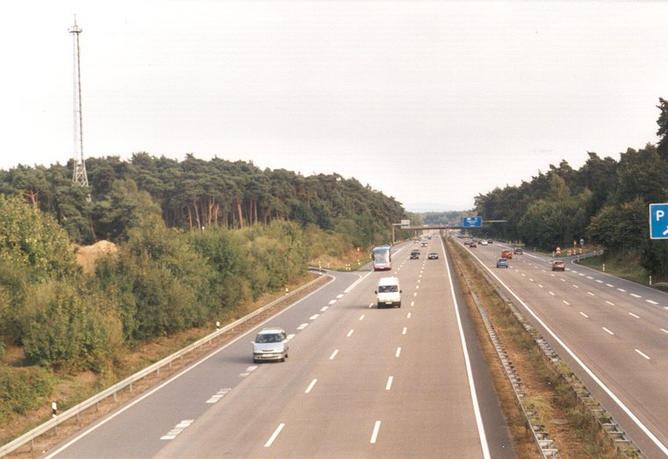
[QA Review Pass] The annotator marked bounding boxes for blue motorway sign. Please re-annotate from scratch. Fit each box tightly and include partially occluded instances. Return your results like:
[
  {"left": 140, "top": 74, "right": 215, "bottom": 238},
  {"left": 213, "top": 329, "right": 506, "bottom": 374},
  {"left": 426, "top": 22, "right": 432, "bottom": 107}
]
[
  {"left": 649, "top": 203, "right": 668, "bottom": 239},
  {"left": 462, "top": 216, "right": 483, "bottom": 228}
]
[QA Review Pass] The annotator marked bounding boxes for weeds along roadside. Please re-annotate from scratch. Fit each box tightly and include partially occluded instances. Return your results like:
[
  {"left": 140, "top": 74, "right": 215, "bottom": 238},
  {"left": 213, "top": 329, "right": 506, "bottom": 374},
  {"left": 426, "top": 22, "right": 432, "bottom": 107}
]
[{"left": 446, "top": 237, "right": 635, "bottom": 458}]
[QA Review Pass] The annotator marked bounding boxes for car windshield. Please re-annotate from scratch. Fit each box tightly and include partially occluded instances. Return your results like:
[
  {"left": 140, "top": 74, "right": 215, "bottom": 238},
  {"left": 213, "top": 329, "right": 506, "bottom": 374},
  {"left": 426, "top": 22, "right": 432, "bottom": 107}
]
[
  {"left": 255, "top": 333, "right": 283, "bottom": 343},
  {"left": 379, "top": 285, "right": 398, "bottom": 293}
]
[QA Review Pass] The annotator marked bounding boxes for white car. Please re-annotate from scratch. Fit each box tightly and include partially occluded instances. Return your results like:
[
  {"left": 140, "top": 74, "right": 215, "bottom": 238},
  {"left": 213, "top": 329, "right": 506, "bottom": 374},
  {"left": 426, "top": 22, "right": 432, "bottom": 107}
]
[
  {"left": 252, "top": 328, "right": 289, "bottom": 362},
  {"left": 375, "top": 277, "right": 402, "bottom": 308}
]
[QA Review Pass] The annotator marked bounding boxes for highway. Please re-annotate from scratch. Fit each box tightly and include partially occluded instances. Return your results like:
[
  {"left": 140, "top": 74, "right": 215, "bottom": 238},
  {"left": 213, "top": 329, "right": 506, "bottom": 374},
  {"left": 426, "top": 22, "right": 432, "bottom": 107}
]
[
  {"left": 47, "top": 236, "right": 513, "bottom": 458},
  {"left": 457, "top": 236, "right": 668, "bottom": 458}
]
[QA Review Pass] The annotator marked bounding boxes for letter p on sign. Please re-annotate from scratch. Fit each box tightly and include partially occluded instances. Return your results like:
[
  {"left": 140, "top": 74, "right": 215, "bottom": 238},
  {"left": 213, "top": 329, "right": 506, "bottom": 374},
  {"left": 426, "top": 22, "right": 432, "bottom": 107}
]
[{"left": 649, "top": 203, "right": 668, "bottom": 239}]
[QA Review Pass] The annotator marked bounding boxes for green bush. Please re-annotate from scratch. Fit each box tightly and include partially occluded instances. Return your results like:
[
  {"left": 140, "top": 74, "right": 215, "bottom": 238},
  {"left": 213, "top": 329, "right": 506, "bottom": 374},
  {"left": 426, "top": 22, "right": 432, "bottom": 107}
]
[{"left": 0, "top": 365, "right": 54, "bottom": 422}]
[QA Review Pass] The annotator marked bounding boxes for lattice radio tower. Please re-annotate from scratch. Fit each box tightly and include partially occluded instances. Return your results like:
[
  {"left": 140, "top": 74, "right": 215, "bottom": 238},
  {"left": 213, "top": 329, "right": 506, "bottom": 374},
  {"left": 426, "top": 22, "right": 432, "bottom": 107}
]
[{"left": 69, "top": 15, "right": 89, "bottom": 188}]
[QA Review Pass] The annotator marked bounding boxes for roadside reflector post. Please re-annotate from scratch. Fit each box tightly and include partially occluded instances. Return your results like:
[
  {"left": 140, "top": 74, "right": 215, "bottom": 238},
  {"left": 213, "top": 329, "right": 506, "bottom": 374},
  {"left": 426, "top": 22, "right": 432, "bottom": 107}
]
[{"left": 602, "top": 263, "right": 605, "bottom": 272}]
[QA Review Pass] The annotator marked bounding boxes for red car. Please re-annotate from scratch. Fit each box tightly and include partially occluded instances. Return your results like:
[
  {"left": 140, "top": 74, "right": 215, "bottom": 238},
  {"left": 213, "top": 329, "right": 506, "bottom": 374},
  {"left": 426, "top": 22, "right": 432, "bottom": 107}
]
[
  {"left": 551, "top": 260, "right": 566, "bottom": 271},
  {"left": 501, "top": 250, "right": 513, "bottom": 259}
]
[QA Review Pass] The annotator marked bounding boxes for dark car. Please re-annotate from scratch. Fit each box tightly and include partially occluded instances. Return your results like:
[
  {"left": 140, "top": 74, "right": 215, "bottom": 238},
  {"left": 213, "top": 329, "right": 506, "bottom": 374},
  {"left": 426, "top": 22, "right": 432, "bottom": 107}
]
[
  {"left": 427, "top": 252, "right": 438, "bottom": 260},
  {"left": 513, "top": 247, "right": 523, "bottom": 255},
  {"left": 469, "top": 242, "right": 477, "bottom": 248},
  {"left": 410, "top": 250, "right": 420, "bottom": 259},
  {"left": 551, "top": 260, "right": 566, "bottom": 271},
  {"left": 496, "top": 258, "right": 509, "bottom": 268}
]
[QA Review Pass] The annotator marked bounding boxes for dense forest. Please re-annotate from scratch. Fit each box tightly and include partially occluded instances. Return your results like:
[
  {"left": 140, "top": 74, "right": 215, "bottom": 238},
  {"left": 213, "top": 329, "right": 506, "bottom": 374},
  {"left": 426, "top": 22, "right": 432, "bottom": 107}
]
[
  {"left": 474, "top": 98, "right": 668, "bottom": 278},
  {"left": 0, "top": 155, "right": 405, "bottom": 248}
]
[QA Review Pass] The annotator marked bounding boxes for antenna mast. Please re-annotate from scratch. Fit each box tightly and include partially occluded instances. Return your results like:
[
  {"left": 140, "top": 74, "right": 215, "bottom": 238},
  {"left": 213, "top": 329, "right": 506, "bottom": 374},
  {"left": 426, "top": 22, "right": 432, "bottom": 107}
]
[{"left": 69, "top": 15, "right": 89, "bottom": 188}]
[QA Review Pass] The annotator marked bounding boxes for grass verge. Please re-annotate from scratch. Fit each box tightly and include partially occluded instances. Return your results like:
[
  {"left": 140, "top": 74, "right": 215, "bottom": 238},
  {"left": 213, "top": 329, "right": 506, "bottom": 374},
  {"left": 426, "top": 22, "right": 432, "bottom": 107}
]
[
  {"left": 576, "top": 253, "right": 652, "bottom": 286},
  {"left": 447, "top": 238, "right": 631, "bottom": 458}
]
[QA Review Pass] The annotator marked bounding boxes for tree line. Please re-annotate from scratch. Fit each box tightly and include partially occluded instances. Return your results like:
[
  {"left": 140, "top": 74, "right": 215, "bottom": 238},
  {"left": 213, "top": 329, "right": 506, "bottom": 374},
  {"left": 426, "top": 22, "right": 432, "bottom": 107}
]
[
  {"left": 474, "top": 98, "right": 668, "bottom": 278},
  {"left": 0, "top": 154, "right": 405, "bottom": 248}
]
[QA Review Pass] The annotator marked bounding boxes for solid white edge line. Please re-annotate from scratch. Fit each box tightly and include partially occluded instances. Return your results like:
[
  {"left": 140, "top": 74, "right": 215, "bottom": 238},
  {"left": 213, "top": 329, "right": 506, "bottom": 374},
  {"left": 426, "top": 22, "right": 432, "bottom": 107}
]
[
  {"left": 441, "top": 237, "right": 491, "bottom": 459},
  {"left": 370, "top": 420, "right": 381, "bottom": 444},
  {"left": 329, "top": 349, "right": 339, "bottom": 360},
  {"left": 264, "top": 423, "right": 285, "bottom": 447},
  {"left": 44, "top": 274, "right": 335, "bottom": 459},
  {"left": 461, "top": 243, "right": 668, "bottom": 456},
  {"left": 305, "top": 378, "right": 317, "bottom": 394}
]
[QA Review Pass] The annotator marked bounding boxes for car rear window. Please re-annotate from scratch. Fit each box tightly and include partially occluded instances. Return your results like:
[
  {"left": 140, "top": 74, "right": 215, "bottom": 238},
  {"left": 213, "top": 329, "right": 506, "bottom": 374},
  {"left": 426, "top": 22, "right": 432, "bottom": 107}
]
[{"left": 379, "top": 285, "right": 398, "bottom": 293}]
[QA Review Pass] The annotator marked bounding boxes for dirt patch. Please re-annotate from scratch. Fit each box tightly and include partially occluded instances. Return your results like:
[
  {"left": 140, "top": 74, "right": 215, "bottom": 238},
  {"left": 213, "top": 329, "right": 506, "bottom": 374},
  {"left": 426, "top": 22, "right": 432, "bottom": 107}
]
[{"left": 73, "top": 240, "right": 118, "bottom": 275}]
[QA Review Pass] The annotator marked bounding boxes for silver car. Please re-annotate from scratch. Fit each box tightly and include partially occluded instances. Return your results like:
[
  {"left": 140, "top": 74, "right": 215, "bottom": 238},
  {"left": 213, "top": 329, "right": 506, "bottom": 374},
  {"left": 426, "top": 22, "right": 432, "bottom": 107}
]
[{"left": 252, "top": 328, "right": 289, "bottom": 363}]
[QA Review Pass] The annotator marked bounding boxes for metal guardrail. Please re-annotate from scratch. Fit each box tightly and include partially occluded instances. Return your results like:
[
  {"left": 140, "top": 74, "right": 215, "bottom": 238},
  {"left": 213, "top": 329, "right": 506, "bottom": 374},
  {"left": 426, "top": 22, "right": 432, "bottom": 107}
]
[{"left": 0, "top": 271, "right": 330, "bottom": 458}]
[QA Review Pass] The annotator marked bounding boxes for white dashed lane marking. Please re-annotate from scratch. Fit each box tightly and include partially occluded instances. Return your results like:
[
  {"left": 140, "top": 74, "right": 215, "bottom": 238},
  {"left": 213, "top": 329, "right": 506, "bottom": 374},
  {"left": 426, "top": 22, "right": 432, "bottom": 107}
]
[
  {"left": 402, "top": 327, "right": 407, "bottom": 335},
  {"left": 596, "top": 279, "right": 603, "bottom": 284},
  {"left": 297, "top": 323, "right": 308, "bottom": 330},
  {"left": 329, "top": 349, "right": 339, "bottom": 360},
  {"left": 635, "top": 349, "right": 651, "bottom": 360},
  {"left": 617, "top": 288, "right": 627, "bottom": 293},
  {"left": 406, "top": 312, "right": 412, "bottom": 319},
  {"left": 629, "top": 312, "right": 640, "bottom": 319},
  {"left": 562, "top": 300, "right": 570, "bottom": 306},
  {"left": 161, "top": 419, "right": 194, "bottom": 440},
  {"left": 587, "top": 291, "right": 595, "bottom": 296},
  {"left": 328, "top": 299, "right": 337, "bottom": 305},
  {"left": 309, "top": 314, "right": 320, "bottom": 320},
  {"left": 606, "top": 283, "right": 614, "bottom": 288},
  {"left": 661, "top": 328, "right": 668, "bottom": 334},
  {"left": 370, "top": 421, "right": 381, "bottom": 444},
  {"left": 410, "top": 300, "right": 415, "bottom": 307},
  {"left": 646, "top": 299, "right": 658, "bottom": 305},
  {"left": 579, "top": 311, "right": 589, "bottom": 319},
  {"left": 305, "top": 379, "right": 317, "bottom": 394},
  {"left": 630, "top": 293, "right": 641, "bottom": 299},
  {"left": 395, "top": 347, "right": 401, "bottom": 357},
  {"left": 336, "top": 294, "right": 344, "bottom": 299},
  {"left": 605, "top": 301, "right": 615, "bottom": 306},
  {"left": 206, "top": 388, "right": 231, "bottom": 404},
  {"left": 572, "top": 284, "right": 579, "bottom": 289},
  {"left": 359, "top": 314, "right": 365, "bottom": 321},
  {"left": 602, "top": 327, "right": 615, "bottom": 336},
  {"left": 548, "top": 291, "right": 555, "bottom": 296},
  {"left": 320, "top": 306, "right": 328, "bottom": 312},
  {"left": 385, "top": 376, "right": 393, "bottom": 391},
  {"left": 347, "top": 329, "right": 354, "bottom": 337},
  {"left": 264, "top": 423, "right": 285, "bottom": 447}
]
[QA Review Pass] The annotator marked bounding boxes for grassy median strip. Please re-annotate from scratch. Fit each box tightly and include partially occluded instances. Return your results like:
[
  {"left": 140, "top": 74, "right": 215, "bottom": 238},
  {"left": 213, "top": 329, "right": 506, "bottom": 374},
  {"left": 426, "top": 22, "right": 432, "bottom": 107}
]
[{"left": 447, "top": 238, "right": 631, "bottom": 458}]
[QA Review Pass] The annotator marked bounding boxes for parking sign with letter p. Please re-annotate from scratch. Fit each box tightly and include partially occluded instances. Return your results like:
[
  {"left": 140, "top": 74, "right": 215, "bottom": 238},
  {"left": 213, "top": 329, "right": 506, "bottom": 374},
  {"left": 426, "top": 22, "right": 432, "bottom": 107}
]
[{"left": 649, "top": 203, "right": 668, "bottom": 239}]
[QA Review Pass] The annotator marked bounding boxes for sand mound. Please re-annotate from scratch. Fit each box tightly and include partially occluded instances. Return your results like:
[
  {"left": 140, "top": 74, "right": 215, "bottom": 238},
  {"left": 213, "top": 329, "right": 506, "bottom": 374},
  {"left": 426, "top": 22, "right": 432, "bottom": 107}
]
[{"left": 75, "top": 240, "right": 119, "bottom": 274}]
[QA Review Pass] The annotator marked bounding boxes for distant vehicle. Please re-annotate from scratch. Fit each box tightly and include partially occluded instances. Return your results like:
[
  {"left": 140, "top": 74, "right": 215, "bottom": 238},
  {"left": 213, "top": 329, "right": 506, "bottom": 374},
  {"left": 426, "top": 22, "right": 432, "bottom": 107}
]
[
  {"left": 421, "top": 242, "right": 427, "bottom": 247},
  {"left": 470, "top": 242, "right": 477, "bottom": 248},
  {"left": 501, "top": 250, "right": 513, "bottom": 259},
  {"left": 496, "top": 258, "right": 509, "bottom": 268},
  {"left": 252, "top": 328, "right": 289, "bottom": 363},
  {"left": 480, "top": 240, "right": 488, "bottom": 246},
  {"left": 487, "top": 240, "right": 493, "bottom": 244},
  {"left": 427, "top": 252, "right": 438, "bottom": 259},
  {"left": 513, "top": 248, "right": 523, "bottom": 255},
  {"left": 410, "top": 249, "right": 420, "bottom": 259},
  {"left": 375, "top": 277, "right": 402, "bottom": 308},
  {"left": 551, "top": 260, "right": 566, "bottom": 271},
  {"left": 372, "top": 245, "right": 392, "bottom": 271}
]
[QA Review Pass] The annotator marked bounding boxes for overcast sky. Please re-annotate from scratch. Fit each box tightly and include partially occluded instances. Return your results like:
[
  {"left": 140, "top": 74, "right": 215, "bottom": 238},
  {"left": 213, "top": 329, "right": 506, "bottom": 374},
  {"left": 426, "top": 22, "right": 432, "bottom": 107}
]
[{"left": 1, "top": 1, "right": 666, "bottom": 211}]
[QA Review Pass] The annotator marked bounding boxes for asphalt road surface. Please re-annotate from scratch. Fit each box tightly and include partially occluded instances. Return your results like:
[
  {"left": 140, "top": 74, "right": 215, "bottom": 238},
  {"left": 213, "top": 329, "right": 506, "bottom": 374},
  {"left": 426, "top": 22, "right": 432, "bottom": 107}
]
[
  {"left": 47, "top": 236, "right": 513, "bottom": 458},
  {"left": 459, "top": 236, "right": 668, "bottom": 458}
]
